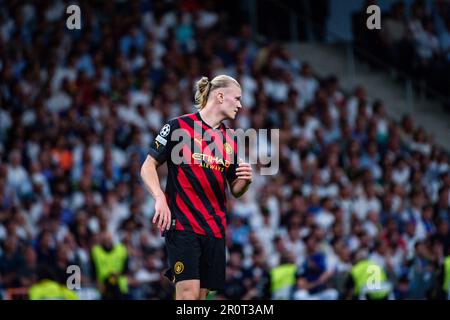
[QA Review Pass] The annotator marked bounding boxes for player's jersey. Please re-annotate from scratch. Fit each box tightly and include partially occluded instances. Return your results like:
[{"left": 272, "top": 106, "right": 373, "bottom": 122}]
[{"left": 148, "top": 112, "right": 238, "bottom": 239}]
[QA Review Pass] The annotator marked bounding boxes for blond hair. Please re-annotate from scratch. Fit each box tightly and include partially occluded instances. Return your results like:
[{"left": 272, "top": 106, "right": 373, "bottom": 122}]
[{"left": 194, "top": 75, "right": 240, "bottom": 110}]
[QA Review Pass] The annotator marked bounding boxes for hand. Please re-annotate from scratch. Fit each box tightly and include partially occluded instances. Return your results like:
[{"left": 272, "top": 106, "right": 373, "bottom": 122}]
[
  {"left": 235, "top": 161, "right": 253, "bottom": 184},
  {"left": 153, "top": 195, "right": 172, "bottom": 231}
]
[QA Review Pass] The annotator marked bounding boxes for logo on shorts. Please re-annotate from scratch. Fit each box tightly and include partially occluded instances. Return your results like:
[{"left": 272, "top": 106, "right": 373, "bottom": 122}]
[
  {"left": 174, "top": 261, "right": 184, "bottom": 275},
  {"left": 224, "top": 142, "right": 233, "bottom": 154}
]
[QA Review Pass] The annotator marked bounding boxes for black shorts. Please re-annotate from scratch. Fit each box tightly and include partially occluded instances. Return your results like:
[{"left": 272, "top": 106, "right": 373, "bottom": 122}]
[{"left": 164, "top": 230, "right": 226, "bottom": 291}]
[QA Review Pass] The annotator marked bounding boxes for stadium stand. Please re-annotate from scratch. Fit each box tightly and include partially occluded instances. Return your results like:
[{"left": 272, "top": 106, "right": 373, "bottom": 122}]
[{"left": 0, "top": 0, "right": 449, "bottom": 300}]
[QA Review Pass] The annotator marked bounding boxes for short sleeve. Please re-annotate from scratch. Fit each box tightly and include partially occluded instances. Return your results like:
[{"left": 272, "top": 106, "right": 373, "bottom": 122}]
[{"left": 148, "top": 118, "right": 179, "bottom": 165}]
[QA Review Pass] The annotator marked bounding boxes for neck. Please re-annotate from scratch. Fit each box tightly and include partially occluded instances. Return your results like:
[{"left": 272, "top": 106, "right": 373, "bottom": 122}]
[{"left": 199, "top": 106, "right": 224, "bottom": 129}]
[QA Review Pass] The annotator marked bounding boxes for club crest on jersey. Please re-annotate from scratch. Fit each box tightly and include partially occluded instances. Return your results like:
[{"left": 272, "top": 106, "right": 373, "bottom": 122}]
[{"left": 224, "top": 142, "right": 233, "bottom": 155}]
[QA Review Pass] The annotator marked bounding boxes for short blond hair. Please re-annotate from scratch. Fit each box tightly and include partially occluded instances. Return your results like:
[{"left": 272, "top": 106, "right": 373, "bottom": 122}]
[{"left": 194, "top": 75, "right": 240, "bottom": 110}]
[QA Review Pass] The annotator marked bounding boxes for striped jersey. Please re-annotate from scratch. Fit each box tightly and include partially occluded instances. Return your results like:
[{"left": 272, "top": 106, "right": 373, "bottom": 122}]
[{"left": 148, "top": 112, "right": 238, "bottom": 239}]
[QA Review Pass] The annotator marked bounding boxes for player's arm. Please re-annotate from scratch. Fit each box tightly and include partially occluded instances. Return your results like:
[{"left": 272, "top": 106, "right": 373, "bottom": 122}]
[
  {"left": 140, "top": 155, "right": 171, "bottom": 231},
  {"left": 229, "top": 162, "right": 252, "bottom": 198}
]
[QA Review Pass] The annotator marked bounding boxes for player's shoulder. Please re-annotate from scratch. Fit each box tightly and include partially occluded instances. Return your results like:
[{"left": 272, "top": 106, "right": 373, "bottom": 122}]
[
  {"left": 164, "top": 113, "right": 193, "bottom": 127},
  {"left": 161, "top": 113, "right": 199, "bottom": 135},
  {"left": 178, "top": 112, "right": 198, "bottom": 121},
  {"left": 170, "top": 112, "right": 198, "bottom": 124}
]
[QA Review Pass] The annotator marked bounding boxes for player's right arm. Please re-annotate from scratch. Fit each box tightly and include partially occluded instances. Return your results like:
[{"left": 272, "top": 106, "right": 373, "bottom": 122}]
[
  {"left": 141, "top": 120, "right": 178, "bottom": 231},
  {"left": 140, "top": 155, "right": 171, "bottom": 231}
]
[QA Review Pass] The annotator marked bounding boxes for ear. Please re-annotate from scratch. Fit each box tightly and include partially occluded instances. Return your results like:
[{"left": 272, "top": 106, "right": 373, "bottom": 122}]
[{"left": 216, "top": 91, "right": 224, "bottom": 103}]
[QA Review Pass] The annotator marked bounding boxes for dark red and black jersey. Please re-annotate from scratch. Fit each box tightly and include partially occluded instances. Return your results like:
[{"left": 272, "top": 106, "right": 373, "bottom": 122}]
[{"left": 148, "top": 112, "right": 238, "bottom": 239}]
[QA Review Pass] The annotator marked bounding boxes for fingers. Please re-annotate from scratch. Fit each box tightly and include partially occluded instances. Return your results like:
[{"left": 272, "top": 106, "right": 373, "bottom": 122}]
[
  {"left": 157, "top": 211, "right": 163, "bottom": 229},
  {"left": 237, "top": 175, "right": 252, "bottom": 180},
  {"left": 236, "top": 163, "right": 252, "bottom": 172},
  {"left": 236, "top": 166, "right": 252, "bottom": 172},
  {"left": 236, "top": 163, "right": 252, "bottom": 180},
  {"left": 163, "top": 210, "right": 171, "bottom": 230},
  {"left": 152, "top": 210, "right": 160, "bottom": 224},
  {"left": 153, "top": 209, "right": 172, "bottom": 231},
  {"left": 236, "top": 174, "right": 252, "bottom": 179}
]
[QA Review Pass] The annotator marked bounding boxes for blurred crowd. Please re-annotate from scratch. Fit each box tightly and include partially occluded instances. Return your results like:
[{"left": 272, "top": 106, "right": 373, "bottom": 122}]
[
  {"left": 353, "top": 0, "right": 450, "bottom": 100},
  {"left": 0, "top": 0, "right": 449, "bottom": 300}
]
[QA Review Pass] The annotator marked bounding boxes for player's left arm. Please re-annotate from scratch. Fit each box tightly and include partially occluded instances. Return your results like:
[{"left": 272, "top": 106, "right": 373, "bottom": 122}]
[{"left": 230, "top": 162, "right": 252, "bottom": 198}]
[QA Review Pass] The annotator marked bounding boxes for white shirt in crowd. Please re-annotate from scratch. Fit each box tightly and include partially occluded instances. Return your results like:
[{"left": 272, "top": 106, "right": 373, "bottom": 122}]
[
  {"left": 6, "top": 164, "right": 32, "bottom": 196},
  {"left": 353, "top": 195, "right": 381, "bottom": 221},
  {"left": 293, "top": 75, "right": 319, "bottom": 108}
]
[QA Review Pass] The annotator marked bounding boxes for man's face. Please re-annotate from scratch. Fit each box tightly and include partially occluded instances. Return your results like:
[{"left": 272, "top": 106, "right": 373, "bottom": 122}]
[{"left": 217, "top": 85, "right": 242, "bottom": 120}]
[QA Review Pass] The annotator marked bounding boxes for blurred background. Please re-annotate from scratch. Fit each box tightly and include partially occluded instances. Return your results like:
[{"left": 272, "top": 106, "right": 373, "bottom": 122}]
[{"left": 0, "top": 0, "right": 449, "bottom": 300}]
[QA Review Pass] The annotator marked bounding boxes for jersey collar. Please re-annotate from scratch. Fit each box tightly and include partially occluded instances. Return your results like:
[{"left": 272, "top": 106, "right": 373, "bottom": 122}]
[{"left": 195, "top": 112, "right": 225, "bottom": 131}]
